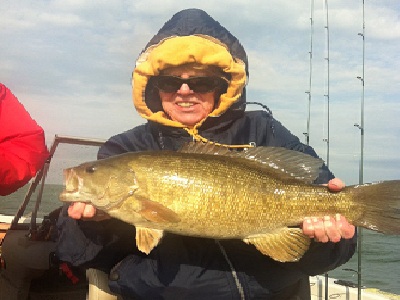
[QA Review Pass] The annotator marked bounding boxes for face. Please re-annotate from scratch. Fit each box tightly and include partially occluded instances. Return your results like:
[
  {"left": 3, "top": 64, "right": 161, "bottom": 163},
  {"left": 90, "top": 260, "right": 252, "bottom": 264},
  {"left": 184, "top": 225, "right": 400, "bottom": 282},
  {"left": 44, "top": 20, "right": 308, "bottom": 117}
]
[{"left": 158, "top": 68, "right": 217, "bottom": 127}]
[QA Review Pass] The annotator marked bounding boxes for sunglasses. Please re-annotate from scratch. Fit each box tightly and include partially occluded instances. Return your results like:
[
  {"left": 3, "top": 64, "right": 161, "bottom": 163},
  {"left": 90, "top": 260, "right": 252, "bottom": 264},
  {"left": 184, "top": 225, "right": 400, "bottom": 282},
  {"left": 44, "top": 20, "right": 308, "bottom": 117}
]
[{"left": 153, "top": 76, "right": 227, "bottom": 93}]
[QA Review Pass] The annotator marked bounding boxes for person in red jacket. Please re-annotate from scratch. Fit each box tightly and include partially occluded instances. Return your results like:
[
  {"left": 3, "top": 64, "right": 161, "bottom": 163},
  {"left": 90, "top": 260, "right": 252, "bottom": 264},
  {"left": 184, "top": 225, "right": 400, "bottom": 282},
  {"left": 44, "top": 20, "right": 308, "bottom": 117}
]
[{"left": 0, "top": 83, "right": 49, "bottom": 196}]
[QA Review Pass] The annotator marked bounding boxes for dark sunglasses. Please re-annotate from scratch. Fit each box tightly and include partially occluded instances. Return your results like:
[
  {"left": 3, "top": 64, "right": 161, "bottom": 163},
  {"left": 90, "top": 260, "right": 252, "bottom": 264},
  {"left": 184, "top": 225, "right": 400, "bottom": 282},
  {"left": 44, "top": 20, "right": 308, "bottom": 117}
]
[{"left": 153, "top": 76, "right": 227, "bottom": 93}]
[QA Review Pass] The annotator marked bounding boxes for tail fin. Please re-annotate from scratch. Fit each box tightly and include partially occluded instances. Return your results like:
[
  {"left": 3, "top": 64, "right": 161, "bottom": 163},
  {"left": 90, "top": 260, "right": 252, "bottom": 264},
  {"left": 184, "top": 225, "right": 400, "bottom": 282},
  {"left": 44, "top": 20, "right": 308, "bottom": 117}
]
[{"left": 351, "top": 180, "right": 400, "bottom": 234}]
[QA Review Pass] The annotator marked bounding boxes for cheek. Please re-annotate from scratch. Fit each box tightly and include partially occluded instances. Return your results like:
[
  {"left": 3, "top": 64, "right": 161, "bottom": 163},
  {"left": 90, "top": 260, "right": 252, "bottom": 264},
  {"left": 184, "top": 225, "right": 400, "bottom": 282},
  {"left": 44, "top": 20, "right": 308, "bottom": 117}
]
[
  {"left": 159, "top": 93, "right": 173, "bottom": 110},
  {"left": 202, "top": 93, "right": 217, "bottom": 112},
  {"left": 159, "top": 92, "right": 171, "bottom": 103},
  {"left": 202, "top": 102, "right": 214, "bottom": 114},
  {"left": 161, "top": 100, "right": 173, "bottom": 115}
]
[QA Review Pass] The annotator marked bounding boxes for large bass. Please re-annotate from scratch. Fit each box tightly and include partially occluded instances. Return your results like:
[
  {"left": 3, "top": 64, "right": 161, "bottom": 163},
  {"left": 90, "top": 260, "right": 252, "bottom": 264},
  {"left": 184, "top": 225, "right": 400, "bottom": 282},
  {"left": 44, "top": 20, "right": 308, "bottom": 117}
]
[{"left": 60, "top": 143, "right": 400, "bottom": 262}]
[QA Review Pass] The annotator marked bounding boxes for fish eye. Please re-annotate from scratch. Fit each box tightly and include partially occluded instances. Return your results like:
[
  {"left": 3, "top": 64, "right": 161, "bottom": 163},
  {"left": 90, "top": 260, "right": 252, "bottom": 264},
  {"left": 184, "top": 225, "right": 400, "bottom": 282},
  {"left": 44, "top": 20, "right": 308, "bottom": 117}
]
[{"left": 85, "top": 165, "right": 97, "bottom": 173}]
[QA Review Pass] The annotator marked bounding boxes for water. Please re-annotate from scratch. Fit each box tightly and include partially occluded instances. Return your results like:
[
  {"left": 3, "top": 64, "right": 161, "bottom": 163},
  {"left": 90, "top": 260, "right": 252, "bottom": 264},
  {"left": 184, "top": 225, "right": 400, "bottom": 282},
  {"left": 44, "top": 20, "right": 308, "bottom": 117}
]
[
  {"left": 329, "top": 230, "right": 400, "bottom": 295},
  {"left": 0, "top": 184, "right": 63, "bottom": 219},
  {"left": 1, "top": 185, "right": 399, "bottom": 295}
]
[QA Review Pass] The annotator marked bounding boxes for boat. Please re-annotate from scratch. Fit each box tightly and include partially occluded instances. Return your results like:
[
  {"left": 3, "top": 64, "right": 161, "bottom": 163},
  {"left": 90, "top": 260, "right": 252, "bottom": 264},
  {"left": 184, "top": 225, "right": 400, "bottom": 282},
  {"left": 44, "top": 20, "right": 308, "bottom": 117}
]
[
  {"left": 310, "top": 276, "right": 400, "bottom": 300},
  {"left": 1, "top": 135, "right": 399, "bottom": 300}
]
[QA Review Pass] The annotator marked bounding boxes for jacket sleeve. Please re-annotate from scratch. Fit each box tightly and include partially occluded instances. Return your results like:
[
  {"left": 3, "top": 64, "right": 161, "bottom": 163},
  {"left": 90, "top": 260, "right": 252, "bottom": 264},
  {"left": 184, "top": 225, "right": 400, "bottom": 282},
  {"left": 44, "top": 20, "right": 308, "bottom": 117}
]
[
  {"left": 0, "top": 84, "right": 49, "bottom": 196},
  {"left": 56, "top": 204, "right": 137, "bottom": 272},
  {"left": 293, "top": 234, "right": 357, "bottom": 276}
]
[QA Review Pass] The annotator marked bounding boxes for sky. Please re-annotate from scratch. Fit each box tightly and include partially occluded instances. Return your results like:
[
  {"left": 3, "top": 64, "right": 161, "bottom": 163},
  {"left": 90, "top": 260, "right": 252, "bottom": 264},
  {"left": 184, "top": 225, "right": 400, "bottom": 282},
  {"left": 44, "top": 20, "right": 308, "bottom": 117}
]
[{"left": 1, "top": 0, "right": 399, "bottom": 185}]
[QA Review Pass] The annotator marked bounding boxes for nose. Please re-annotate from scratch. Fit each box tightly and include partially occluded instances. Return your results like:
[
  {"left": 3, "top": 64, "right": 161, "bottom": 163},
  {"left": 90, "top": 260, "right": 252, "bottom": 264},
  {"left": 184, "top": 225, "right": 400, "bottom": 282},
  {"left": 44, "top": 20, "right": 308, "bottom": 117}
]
[{"left": 177, "top": 83, "right": 193, "bottom": 95}]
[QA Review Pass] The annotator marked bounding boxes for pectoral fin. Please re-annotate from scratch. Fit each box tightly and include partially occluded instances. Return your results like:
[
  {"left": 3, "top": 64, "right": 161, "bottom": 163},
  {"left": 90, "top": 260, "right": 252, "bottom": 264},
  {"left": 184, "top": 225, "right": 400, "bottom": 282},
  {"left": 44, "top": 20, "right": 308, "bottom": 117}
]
[
  {"left": 138, "top": 197, "right": 181, "bottom": 223},
  {"left": 136, "top": 227, "right": 164, "bottom": 254},
  {"left": 243, "top": 228, "right": 311, "bottom": 262}
]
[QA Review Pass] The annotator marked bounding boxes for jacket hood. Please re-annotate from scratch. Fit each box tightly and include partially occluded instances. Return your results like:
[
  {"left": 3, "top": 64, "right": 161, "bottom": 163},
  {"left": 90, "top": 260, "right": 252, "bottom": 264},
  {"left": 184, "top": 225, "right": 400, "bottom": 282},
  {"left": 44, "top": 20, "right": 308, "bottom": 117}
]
[{"left": 132, "top": 9, "right": 249, "bottom": 135}]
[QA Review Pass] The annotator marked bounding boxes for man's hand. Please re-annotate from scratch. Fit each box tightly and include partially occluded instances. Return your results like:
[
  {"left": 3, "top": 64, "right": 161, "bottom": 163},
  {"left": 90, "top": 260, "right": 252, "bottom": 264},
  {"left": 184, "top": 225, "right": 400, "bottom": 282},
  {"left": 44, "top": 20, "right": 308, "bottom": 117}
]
[
  {"left": 302, "top": 214, "right": 356, "bottom": 243},
  {"left": 326, "top": 177, "right": 345, "bottom": 192},
  {"left": 302, "top": 178, "right": 356, "bottom": 242},
  {"left": 68, "top": 202, "right": 109, "bottom": 221}
]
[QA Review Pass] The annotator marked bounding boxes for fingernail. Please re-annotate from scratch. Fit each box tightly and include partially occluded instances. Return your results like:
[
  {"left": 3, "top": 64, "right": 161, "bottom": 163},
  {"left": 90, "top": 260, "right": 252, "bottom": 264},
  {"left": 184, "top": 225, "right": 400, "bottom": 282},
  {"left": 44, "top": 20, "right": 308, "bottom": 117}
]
[{"left": 324, "top": 216, "right": 332, "bottom": 227}]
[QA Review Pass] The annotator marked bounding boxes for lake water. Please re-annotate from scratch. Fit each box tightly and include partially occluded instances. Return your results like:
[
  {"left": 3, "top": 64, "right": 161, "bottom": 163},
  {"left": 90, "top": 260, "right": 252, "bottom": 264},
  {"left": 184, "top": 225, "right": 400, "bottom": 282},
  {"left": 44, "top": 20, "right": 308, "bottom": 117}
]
[{"left": 1, "top": 184, "right": 399, "bottom": 295}]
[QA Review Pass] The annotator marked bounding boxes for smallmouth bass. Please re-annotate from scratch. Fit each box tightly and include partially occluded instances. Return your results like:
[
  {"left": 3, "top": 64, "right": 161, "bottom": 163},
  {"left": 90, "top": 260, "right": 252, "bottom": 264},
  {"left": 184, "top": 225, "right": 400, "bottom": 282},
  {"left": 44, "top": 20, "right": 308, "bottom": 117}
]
[{"left": 60, "top": 143, "right": 400, "bottom": 262}]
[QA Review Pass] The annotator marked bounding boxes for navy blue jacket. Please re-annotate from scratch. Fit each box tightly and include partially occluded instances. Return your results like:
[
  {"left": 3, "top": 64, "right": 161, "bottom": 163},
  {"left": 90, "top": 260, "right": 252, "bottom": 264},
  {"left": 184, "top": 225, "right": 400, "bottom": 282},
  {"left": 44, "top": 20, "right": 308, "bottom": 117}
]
[{"left": 57, "top": 111, "right": 357, "bottom": 300}]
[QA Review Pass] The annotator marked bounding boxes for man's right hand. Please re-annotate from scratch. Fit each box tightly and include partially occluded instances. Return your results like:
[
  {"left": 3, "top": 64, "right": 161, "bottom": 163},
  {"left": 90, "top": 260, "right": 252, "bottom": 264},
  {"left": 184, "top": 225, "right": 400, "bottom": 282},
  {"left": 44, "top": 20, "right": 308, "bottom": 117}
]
[{"left": 68, "top": 202, "right": 110, "bottom": 221}]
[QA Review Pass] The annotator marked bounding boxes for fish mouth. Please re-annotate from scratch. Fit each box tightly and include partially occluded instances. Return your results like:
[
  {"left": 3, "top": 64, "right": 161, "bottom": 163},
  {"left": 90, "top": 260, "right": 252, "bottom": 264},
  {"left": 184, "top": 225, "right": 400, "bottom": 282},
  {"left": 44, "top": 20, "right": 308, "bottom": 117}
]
[
  {"left": 59, "top": 187, "right": 94, "bottom": 204},
  {"left": 59, "top": 169, "right": 109, "bottom": 207},
  {"left": 59, "top": 169, "right": 85, "bottom": 202},
  {"left": 59, "top": 189, "right": 79, "bottom": 202},
  {"left": 65, "top": 169, "right": 81, "bottom": 191}
]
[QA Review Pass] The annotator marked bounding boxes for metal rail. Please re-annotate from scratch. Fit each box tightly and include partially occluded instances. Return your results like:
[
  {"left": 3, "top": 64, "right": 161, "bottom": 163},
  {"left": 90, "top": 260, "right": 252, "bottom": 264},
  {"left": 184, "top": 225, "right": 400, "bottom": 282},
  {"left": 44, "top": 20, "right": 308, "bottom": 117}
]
[{"left": 10, "top": 135, "right": 106, "bottom": 233}]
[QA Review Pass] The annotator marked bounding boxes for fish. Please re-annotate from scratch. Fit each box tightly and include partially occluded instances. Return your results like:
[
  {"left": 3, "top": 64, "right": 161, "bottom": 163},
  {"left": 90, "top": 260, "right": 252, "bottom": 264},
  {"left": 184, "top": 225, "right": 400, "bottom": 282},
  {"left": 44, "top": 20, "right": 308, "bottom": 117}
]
[{"left": 59, "top": 143, "right": 400, "bottom": 262}]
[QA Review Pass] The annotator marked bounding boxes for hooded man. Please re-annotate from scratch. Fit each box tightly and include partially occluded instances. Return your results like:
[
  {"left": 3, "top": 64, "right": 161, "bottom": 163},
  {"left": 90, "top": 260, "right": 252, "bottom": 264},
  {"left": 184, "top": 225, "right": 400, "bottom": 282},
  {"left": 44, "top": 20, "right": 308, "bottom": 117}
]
[{"left": 58, "top": 9, "right": 356, "bottom": 300}]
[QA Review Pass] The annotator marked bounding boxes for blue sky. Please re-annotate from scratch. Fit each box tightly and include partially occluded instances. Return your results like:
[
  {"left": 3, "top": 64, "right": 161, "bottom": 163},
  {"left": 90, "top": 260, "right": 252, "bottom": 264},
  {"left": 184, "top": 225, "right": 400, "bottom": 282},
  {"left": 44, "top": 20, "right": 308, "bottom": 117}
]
[{"left": 1, "top": 0, "right": 399, "bottom": 185}]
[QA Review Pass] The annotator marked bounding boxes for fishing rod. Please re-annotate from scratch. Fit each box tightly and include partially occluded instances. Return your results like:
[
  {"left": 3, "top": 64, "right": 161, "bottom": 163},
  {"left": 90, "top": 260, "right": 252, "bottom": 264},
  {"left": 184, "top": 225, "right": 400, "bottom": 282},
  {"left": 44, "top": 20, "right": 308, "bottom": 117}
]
[
  {"left": 323, "top": 1, "right": 331, "bottom": 298},
  {"left": 304, "top": 0, "right": 314, "bottom": 146},
  {"left": 354, "top": 1, "right": 366, "bottom": 299}
]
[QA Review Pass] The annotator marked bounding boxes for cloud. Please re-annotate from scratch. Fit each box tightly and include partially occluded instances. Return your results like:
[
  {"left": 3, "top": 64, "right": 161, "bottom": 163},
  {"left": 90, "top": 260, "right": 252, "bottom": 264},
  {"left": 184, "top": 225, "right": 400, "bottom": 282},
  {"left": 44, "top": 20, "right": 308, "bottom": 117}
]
[
  {"left": 366, "top": 2, "right": 400, "bottom": 40},
  {"left": 1, "top": 0, "right": 399, "bottom": 185}
]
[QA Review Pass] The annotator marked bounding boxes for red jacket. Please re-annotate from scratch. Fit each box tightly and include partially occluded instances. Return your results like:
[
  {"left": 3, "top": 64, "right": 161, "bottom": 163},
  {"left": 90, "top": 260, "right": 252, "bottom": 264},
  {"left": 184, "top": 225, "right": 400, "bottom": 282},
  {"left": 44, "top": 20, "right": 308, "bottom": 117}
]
[{"left": 0, "top": 83, "right": 49, "bottom": 196}]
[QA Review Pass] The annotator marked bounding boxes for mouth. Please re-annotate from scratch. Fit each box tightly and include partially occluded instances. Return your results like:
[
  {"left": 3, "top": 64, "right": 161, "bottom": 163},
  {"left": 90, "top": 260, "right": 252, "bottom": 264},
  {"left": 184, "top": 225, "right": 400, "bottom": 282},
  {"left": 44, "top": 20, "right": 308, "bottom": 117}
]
[
  {"left": 65, "top": 169, "right": 81, "bottom": 191},
  {"left": 59, "top": 169, "right": 83, "bottom": 202},
  {"left": 176, "top": 102, "right": 196, "bottom": 108},
  {"left": 59, "top": 189, "right": 80, "bottom": 202}
]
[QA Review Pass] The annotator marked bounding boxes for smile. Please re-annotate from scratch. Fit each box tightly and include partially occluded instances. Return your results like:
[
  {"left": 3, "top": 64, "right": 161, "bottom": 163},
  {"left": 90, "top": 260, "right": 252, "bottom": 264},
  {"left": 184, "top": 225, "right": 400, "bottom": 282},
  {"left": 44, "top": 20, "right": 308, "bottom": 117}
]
[{"left": 177, "top": 102, "right": 195, "bottom": 107}]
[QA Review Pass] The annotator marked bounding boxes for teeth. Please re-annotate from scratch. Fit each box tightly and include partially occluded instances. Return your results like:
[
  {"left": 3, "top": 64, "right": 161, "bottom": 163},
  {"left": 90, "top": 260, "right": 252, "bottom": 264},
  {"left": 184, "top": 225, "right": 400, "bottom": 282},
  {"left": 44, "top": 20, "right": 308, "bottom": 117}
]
[{"left": 177, "top": 102, "right": 193, "bottom": 107}]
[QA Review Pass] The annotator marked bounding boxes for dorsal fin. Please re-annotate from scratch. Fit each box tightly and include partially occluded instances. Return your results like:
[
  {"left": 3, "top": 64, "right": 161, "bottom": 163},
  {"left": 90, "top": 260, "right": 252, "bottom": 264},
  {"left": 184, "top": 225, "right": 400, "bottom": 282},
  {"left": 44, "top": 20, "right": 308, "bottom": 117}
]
[
  {"left": 179, "top": 142, "right": 324, "bottom": 184},
  {"left": 180, "top": 142, "right": 233, "bottom": 156}
]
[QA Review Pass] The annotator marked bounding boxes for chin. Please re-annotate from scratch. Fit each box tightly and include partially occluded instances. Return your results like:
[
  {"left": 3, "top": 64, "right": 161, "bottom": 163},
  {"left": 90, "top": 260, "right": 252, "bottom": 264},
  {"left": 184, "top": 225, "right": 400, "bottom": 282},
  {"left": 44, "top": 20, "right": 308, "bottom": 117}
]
[{"left": 173, "top": 115, "right": 204, "bottom": 127}]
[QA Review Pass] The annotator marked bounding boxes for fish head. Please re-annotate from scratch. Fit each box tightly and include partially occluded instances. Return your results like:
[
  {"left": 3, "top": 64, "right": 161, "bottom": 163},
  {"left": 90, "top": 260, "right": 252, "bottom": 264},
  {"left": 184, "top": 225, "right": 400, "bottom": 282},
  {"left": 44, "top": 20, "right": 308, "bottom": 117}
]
[{"left": 59, "top": 157, "right": 139, "bottom": 210}]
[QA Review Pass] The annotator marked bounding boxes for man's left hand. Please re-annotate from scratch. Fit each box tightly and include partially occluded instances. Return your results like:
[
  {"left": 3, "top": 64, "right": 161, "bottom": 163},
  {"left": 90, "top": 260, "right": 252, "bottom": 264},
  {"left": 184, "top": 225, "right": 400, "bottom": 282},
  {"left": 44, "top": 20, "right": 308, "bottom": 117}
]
[{"left": 302, "top": 178, "right": 356, "bottom": 242}]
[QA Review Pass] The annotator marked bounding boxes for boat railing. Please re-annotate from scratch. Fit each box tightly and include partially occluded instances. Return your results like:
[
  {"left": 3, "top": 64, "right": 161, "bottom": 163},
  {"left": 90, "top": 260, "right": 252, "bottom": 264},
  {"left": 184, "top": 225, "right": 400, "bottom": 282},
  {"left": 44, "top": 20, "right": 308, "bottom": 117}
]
[{"left": 10, "top": 134, "right": 106, "bottom": 239}]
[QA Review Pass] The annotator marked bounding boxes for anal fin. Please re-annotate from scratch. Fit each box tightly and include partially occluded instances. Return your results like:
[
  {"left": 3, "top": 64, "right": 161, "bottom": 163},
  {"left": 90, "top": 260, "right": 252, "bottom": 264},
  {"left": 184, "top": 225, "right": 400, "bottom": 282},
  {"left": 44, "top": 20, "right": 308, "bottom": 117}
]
[
  {"left": 243, "top": 228, "right": 311, "bottom": 262},
  {"left": 136, "top": 227, "right": 164, "bottom": 254}
]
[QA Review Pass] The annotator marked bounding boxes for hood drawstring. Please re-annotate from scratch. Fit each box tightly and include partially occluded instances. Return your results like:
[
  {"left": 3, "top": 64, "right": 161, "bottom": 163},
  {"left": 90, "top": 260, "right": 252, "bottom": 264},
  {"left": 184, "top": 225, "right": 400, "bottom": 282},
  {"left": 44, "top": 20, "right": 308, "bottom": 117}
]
[
  {"left": 157, "top": 102, "right": 273, "bottom": 150},
  {"left": 184, "top": 127, "right": 253, "bottom": 149},
  {"left": 157, "top": 127, "right": 254, "bottom": 150}
]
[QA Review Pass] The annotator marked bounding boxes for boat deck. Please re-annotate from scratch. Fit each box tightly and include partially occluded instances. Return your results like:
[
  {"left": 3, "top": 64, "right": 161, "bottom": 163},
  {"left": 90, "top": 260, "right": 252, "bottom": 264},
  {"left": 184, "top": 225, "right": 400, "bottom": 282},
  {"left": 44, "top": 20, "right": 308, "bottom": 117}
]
[{"left": 310, "top": 276, "right": 400, "bottom": 300}]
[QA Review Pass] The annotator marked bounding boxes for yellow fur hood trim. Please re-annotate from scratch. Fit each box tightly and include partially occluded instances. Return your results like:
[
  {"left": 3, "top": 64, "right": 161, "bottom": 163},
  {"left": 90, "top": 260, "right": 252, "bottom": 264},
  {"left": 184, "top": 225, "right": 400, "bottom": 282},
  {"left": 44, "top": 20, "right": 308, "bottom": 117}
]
[{"left": 132, "top": 35, "right": 247, "bottom": 130}]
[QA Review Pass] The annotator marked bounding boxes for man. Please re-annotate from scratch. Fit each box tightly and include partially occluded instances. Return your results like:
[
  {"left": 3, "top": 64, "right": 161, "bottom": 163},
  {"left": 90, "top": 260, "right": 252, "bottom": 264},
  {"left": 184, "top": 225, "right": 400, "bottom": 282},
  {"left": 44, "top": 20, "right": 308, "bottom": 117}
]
[
  {"left": 0, "top": 83, "right": 49, "bottom": 196},
  {"left": 58, "top": 9, "right": 356, "bottom": 299}
]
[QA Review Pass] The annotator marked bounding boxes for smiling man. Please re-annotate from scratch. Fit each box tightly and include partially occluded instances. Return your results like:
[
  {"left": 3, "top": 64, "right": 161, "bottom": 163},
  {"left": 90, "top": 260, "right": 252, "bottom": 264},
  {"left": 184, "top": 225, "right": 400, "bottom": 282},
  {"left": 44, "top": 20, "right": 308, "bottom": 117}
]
[
  {"left": 58, "top": 8, "right": 356, "bottom": 300},
  {"left": 156, "top": 64, "right": 228, "bottom": 126}
]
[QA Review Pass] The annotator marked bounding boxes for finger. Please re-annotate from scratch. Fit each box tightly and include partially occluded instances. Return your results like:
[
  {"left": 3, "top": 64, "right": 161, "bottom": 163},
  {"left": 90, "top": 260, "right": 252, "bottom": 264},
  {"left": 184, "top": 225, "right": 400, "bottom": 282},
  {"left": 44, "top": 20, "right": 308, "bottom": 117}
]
[
  {"left": 336, "top": 214, "right": 356, "bottom": 239},
  {"left": 302, "top": 217, "right": 315, "bottom": 238},
  {"left": 327, "top": 178, "right": 345, "bottom": 192},
  {"left": 68, "top": 202, "right": 85, "bottom": 219},
  {"left": 312, "top": 218, "right": 329, "bottom": 243},
  {"left": 324, "top": 216, "right": 341, "bottom": 243},
  {"left": 82, "top": 204, "right": 96, "bottom": 218}
]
